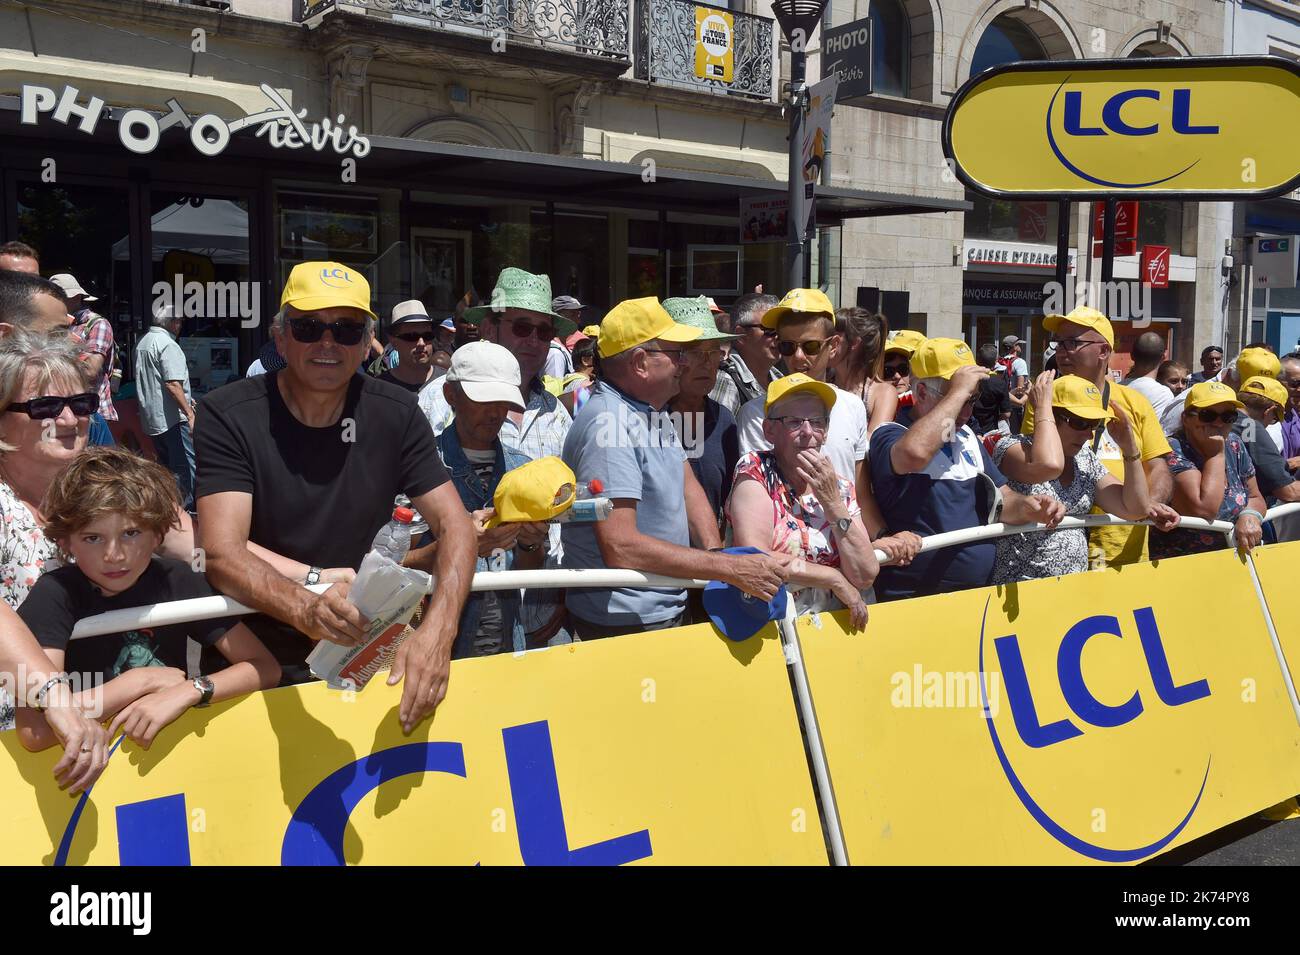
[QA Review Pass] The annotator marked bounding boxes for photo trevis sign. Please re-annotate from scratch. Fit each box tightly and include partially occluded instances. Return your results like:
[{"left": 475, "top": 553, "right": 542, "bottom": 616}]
[
  {"left": 694, "top": 8, "right": 735, "bottom": 83},
  {"left": 943, "top": 56, "right": 1300, "bottom": 198},
  {"left": 20, "top": 83, "right": 370, "bottom": 160}
]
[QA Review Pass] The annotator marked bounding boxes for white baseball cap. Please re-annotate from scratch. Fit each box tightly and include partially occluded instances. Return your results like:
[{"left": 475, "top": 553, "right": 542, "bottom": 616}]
[
  {"left": 49, "top": 273, "right": 97, "bottom": 302},
  {"left": 446, "top": 341, "right": 525, "bottom": 411},
  {"left": 390, "top": 299, "right": 430, "bottom": 327}
]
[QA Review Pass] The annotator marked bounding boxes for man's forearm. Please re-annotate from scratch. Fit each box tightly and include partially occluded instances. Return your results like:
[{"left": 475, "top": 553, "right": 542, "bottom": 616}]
[
  {"left": 601, "top": 529, "right": 727, "bottom": 582},
  {"left": 893, "top": 393, "right": 968, "bottom": 472},
  {"left": 207, "top": 547, "right": 313, "bottom": 633},
  {"left": 418, "top": 511, "right": 475, "bottom": 646},
  {"left": 1145, "top": 458, "right": 1173, "bottom": 504},
  {"left": 685, "top": 476, "right": 722, "bottom": 549},
  {"left": 164, "top": 381, "right": 192, "bottom": 416}
]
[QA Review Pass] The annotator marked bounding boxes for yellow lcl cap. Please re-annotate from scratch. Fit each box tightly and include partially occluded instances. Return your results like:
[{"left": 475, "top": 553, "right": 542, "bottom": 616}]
[
  {"left": 910, "top": 338, "right": 977, "bottom": 380},
  {"left": 760, "top": 288, "right": 836, "bottom": 329},
  {"left": 281, "top": 261, "right": 377, "bottom": 321},
  {"left": 1184, "top": 380, "right": 1244, "bottom": 411},
  {"left": 1052, "top": 374, "right": 1114, "bottom": 422},
  {"left": 483, "top": 457, "right": 579, "bottom": 529},
  {"left": 764, "top": 373, "right": 838, "bottom": 415},
  {"left": 597, "top": 297, "right": 701, "bottom": 359}
]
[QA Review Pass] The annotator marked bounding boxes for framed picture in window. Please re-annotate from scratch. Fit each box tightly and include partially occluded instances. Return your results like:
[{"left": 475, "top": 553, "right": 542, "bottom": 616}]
[
  {"left": 687, "top": 244, "right": 742, "bottom": 295},
  {"left": 411, "top": 229, "right": 472, "bottom": 316},
  {"left": 279, "top": 209, "right": 378, "bottom": 255}
]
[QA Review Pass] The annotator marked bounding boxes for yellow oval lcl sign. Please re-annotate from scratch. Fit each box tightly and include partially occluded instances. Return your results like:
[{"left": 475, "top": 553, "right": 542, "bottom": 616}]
[{"left": 943, "top": 57, "right": 1300, "bottom": 198}]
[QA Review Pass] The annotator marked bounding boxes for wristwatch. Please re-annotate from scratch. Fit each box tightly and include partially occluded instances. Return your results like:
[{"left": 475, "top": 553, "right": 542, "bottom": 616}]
[
  {"left": 305, "top": 566, "right": 323, "bottom": 586},
  {"left": 191, "top": 676, "right": 215, "bottom": 708},
  {"left": 833, "top": 516, "right": 852, "bottom": 535}
]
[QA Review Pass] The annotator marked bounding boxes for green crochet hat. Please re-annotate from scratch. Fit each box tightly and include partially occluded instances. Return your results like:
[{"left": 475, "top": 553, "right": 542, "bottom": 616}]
[
  {"left": 463, "top": 267, "right": 576, "bottom": 335},
  {"left": 661, "top": 296, "right": 738, "bottom": 341}
]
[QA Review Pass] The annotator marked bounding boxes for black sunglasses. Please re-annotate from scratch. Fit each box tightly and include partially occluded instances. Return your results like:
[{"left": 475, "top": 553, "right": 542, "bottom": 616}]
[
  {"left": 1190, "top": 408, "right": 1239, "bottom": 424},
  {"left": 393, "top": 331, "right": 432, "bottom": 343},
  {"left": 883, "top": 360, "right": 910, "bottom": 378},
  {"left": 777, "top": 338, "right": 828, "bottom": 357},
  {"left": 288, "top": 316, "right": 367, "bottom": 346},
  {"left": 494, "top": 318, "right": 556, "bottom": 343},
  {"left": 7, "top": 392, "right": 99, "bottom": 419},
  {"left": 736, "top": 323, "right": 778, "bottom": 338},
  {"left": 1053, "top": 408, "right": 1103, "bottom": 432}
]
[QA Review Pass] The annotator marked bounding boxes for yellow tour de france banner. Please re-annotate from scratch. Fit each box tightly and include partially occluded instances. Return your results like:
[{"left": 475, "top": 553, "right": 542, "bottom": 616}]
[
  {"left": 799, "top": 547, "right": 1300, "bottom": 865},
  {"left": 943, "top": 57, "right": 1300, "bottom": 198},
  {"left": 0, "top": 622, "right": 824, "bottom": 866},
  {"left": 694, "top": 8, "right": 734, "bottom": 83}
]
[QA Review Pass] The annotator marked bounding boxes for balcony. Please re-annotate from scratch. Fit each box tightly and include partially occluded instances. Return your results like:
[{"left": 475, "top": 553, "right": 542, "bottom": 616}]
[
  {"left": 634, "top": 0, "right": 775, "bottom": 100},
  {"left": 298, "top": 0, "right": 632, "bottom": 60}
]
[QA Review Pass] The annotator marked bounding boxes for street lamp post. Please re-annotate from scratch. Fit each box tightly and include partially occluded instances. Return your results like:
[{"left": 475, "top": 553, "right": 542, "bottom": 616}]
[{"left": 771, "top": 0, "right": 830, "bottom": 292}]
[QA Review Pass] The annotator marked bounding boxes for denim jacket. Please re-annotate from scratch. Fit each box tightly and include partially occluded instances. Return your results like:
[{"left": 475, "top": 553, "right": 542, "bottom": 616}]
[{"left": 437, "top": 427, "right": 531, "bottom": 658}]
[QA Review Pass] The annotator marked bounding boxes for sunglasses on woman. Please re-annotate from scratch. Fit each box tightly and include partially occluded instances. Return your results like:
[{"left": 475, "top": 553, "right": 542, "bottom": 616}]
[
  {"left": 1052, "top": 409, "right": 1102, "bottom": 432},
  {"left": 883, "top": 360, "right": 910, "bottom": 378},
  {"left": 7, "top": 393, "right": 99, "bottom": 419},
  {"left": 1190, "top": 408, "right": 1238, "bottom": 424},
  {"left": 777, "top": 338, "right": 828, "bottom": 357},
  {"left": 289, "top": 316, "right": 367, "bottom": 346}
]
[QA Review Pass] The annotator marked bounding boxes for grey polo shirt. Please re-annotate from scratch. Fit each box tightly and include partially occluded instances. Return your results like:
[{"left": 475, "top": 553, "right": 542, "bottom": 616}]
[
  {"left": 561, "top": 380, "right": 688, "bottom": 626},
  {"left": 134, "top": 326, "right": 191, "bottom": 436}
]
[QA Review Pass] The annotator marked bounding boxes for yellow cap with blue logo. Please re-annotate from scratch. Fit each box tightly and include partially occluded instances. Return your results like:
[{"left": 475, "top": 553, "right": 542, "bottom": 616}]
[
  {"left": 1052, "top": 374, "right": 1114, "bottom": 422},
  {"left": 761, "top": 288, "right": 836, "bottom": 329},
  {"left": 281, "top": 261, "right": 377, "bottom": 321},
  {"left": 1184, "top": 379, "right": 1244, "bottom": 411},
  {"left": 910, "top": 338, "right": 978, "bottom": 380}
]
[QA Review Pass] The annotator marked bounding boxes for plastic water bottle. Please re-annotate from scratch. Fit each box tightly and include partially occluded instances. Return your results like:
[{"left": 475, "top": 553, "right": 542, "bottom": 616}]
[
  {"left": 371, "top": 507, "right": 414, "bottom": 564},
  {"left": 551, "top": 478, "right": 612, "bottom": 524}
]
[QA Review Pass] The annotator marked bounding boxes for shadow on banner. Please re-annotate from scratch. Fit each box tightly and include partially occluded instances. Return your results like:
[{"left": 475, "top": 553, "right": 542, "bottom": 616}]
[
  {"left": 0, "top": 621, "right": 824, "bottom": 866},
  {"left": 798, "top": 548, "right": 1300, "bottom": 865}
]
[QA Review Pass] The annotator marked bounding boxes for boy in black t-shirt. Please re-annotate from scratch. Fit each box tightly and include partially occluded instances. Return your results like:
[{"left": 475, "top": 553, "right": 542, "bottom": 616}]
[{"left": 16, "top": 448, "right": 279, "bottom": 752}]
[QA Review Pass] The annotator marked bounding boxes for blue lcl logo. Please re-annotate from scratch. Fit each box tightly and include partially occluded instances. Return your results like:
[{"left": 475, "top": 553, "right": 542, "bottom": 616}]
[
  {"left": 977, "top": 598, "right": 1212, "bottom": 862},
  {"left": 1046, "top": 78, "right": 1219, "bottom": 188}
]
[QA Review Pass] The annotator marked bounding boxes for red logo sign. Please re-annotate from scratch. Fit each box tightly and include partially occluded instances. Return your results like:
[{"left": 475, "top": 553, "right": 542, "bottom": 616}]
[
  {"left": 1141, "top": 245, "right": 1171, "bottom": 288},
  {"left": 1092, "top": 201, "right": 1139, "bottom": 257}
]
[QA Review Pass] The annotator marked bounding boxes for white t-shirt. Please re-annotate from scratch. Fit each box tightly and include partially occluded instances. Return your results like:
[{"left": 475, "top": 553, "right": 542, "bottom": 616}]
[
  {"left": 736, "top": 384, "right": 869, "bottom": 484},
  {"left": 1122, "top": 374, "right": 1177, "bottom": 421},
  {"left": 544, "top": 340, "right": 572, "bottom": 379}
]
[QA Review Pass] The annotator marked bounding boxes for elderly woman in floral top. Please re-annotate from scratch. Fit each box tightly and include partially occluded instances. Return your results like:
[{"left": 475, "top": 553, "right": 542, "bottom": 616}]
[{"left": 725, "top": 375, "right": 887, "bottom": 630}]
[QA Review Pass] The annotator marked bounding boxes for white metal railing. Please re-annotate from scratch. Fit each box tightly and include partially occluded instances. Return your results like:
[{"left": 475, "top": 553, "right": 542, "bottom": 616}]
[{"left": 68, "top": 510, "right": 1263, "bottom": 640}]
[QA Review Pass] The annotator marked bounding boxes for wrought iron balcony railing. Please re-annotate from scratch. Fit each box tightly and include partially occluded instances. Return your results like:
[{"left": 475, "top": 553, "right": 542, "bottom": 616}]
[
  {"left": 299, "top": 0, "right": 632, "bottom": 59},
  {"left": 634, "top": 0, "right": 775, "bottom": 100}
]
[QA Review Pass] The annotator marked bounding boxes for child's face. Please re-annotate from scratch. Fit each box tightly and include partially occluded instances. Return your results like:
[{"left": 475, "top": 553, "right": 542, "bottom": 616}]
[{"left": 63, "top": 513, "right": 162, "bottom": 596}]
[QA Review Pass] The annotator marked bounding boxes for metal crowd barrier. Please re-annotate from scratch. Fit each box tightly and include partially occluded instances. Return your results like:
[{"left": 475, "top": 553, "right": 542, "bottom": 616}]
[{"left": 60, "top": 505, "right": 1294, "bottom": 866}]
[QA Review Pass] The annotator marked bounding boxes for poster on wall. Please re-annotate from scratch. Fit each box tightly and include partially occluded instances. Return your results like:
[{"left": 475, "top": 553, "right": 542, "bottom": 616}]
[
  {"left": 694, "top": 8, "right": 735, "bottom": 83},
  {"left": 741, "top": 197, "right": 788, "bottom": 244}
]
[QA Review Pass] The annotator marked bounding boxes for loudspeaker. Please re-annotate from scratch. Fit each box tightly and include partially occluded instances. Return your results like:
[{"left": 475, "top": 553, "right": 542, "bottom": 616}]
[{"left": 855, "top": 287, "right": 912, "bottom": 331}]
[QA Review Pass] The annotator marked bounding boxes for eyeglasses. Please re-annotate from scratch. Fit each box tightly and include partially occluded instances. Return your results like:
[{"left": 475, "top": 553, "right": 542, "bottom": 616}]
[
  {"left": 289, "top": 316, "right": 367, "bottom": 346},
  {"left": 1190, "top": 408, "right": 1239, "bottom": 424},
  {"left": 6, "top": 392, "right": 99, "bottom": 419},
  {"left": 1052, "top": 408, "right": 1103, "bottom": 432},
  {"left": 642, "top": 346, "right": 688, "bottom": 364},
  {"left": 769, "top": 414, "right": 829, "bottom": 434},
  {"left": 777, "top": 338, "right": 828, "bottom": 357},
  {"left": 685, "top": 345, "right": 725, "bottom": 363},
  {"left": 393, "top": 331, "right": 432, "bottom": 343},
  {"left": 499, "top": 319, "right": 556, "bottom": 343},
  {"left": 1049, "top": 337, "right": 1106, "bottom": 353},
  {"left": 883, "top": 360, "right": 910, "bottom": 378}
]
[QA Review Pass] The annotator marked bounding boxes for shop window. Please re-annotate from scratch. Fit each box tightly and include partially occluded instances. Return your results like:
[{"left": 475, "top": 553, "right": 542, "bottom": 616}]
[
  {"left": 868, "top": 0, "right": 910, "bottom": 97},
  {"left": 149, "top": 192, "right": 253, "bottom": 395},
  {"left": 1135, "top": 201, "right": 1185, "bottom": 256},
  {"left": 970, "top": 14, "right": 1047, "bottom": 78},
  {"left": 964, "top": 195, "right": 1059, "bottom": 243}
]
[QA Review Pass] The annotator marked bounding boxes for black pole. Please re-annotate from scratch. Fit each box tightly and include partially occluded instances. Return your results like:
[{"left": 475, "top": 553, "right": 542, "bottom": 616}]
[
  {"left": 1053, "top": 199, "right": 1070, "bottom": 298},
  {"left": 1101, "top": 197, "right": 1117, "bottom": 284},
  {"left": 786, "top": 48, "right": 806, "bottom": 293}
]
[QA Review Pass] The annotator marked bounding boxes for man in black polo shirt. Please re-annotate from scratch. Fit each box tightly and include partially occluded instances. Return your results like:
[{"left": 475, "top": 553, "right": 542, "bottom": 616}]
[{"left": 195, "top": 262, "right": 476, "bottom": 733}]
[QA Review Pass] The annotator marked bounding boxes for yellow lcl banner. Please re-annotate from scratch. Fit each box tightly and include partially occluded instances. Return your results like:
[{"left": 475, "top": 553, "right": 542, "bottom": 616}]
[
  {"left": 800, "top": 546, "right": 1300, "bottom": 864},
  {"left": 694, "top": 8, "right": 734, "bottom": 83},
  {"left": 0, "top": 623, "right": 823, "bottom": 865},
  {"left": 943, "top": 57, "right": 1300, "bottom": 198}
]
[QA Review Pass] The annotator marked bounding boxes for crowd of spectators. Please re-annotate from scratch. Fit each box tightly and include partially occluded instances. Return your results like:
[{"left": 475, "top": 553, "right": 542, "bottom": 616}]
[{"left": 2, "top": 251, "right": 1299, "bottom": 794}]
